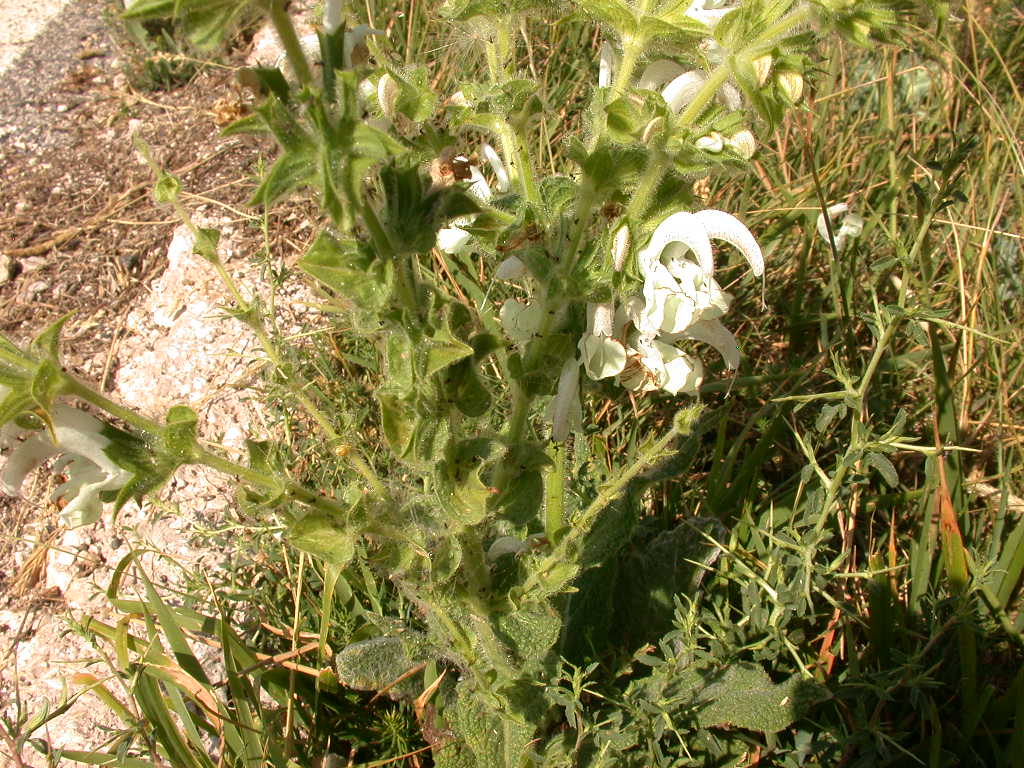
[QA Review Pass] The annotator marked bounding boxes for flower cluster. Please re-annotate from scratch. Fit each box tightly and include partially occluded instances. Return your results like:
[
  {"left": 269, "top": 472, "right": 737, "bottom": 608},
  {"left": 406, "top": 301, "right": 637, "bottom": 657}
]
[
  {"left": 0, "top": 394, "right": 132, "bottom": 527},
  {"left": 580, "top": 209, "right": 764, "bottom": 399}
]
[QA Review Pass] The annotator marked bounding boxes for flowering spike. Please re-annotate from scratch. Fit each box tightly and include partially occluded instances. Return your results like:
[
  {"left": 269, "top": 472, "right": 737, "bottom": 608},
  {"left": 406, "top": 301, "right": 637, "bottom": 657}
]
[
  {"left": 692, "top": 209, "right": 763, "bottom": 277},
  {"left": 639, "top": 211, "right": 714, "bottom": 276},
  {"left": 637, "top": 60, "right": 686, "bottom": 91}
]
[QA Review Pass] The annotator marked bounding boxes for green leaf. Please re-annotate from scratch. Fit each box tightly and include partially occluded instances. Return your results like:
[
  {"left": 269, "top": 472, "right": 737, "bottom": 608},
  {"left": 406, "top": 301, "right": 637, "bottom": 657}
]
[
  {"left": 30, "top": 312, "right": 74, "bottom": 361},
  {"left": 496, "top": 601, "right": 561, "bottom": 670},
  {"left": 30, "top": 359, "right": 64, "bottom": 419},
  {"left": 300, "top": 233, "right": 394, "bottom": 312},
  {"left": 377, "top": 393, "right": 417, "bottom": 460},
  {"left": 422, "top": 326, "right": 474, "bottom": 378},
  {"left": 448, "top": 362, "right": 491, "bottom": 417},
  {"left": 386, "top": 331, "right": 416, "bottom": 395},
  {"left": 288, "top": 511, "right": 355, "bottom": 567},
  {"left": 153, "top": 171, "right": 181, "bottom": 204},
  {"left": 192, "top": 228, "right": 221, "bottom": 263},
  {"left": 431, "top": 534, "right": 462, "bottom": 583},
  {"left": 334, "top": 634, "right": 431, "bottom": 697},
  {"left": 865, "top": 451, "right": 899, "bottom": 487},
  {"left": 0, "top": 388, "right": 32, "bottom": 429},
  {"left": 251, "top": 148, "right": 316, "bottom": 208},
  {"left": 578, "top": 0, "right": 636, "bottom": 34},
  {"left": 644, "top": 661, "right": 828, "bottom": 734},
  {"left": 162, "top": 405, "right": 199, "bottom": 464}
]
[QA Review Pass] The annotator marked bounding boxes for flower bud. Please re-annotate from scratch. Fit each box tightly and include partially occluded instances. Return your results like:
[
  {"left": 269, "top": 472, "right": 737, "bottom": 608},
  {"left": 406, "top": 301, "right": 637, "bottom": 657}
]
[
  {"left": 612, "top": 225, "right": 631, "bottom": 272},
  {"left": 696, "top": 132, "right": 724, "bottom": 153},
  {"left": 753, "top": 54, "right": 773, "bottom": 86},
  {"left": 777, "top": 69, "right": 804, "bottom": 103},
  {"left": 726, "top": 129, "right": 756, "bottom": 160},
  {"left": 641, "top": 116, "right": 664, "bottom": 145},
  {"left": 377, "top": 73, "right": 398, "bottom": 121},
  {"left": 448, "top": 90, "right": 469, "bottom": 108}
]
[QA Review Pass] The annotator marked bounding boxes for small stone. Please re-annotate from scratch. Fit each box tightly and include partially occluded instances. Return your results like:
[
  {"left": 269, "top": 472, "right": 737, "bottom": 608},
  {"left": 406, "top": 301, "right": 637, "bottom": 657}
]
[
  {"left": 0, "top": 254, "right": 13, "bottom": 285},
  {"left": 21, "top": 256, "right": 46, "bottom": 272}
]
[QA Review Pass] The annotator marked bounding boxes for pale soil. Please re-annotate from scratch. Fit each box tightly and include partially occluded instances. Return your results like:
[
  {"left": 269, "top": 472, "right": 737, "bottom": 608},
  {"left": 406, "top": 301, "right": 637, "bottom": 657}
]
[{"left": 0, "top": 2, "right": 323, "bottom": 764}]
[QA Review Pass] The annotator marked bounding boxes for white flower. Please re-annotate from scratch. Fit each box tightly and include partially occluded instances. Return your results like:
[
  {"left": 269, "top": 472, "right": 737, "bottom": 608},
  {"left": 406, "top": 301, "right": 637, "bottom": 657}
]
[
  {"left": 579, "top": 302, "right": 627, "bottom": 380},
  {"left": 816, "top": 203, "right": 865, "bottom": 253},
  {"left": 549, "top": 359, "right": 582, "bottom": 442},
  {"left": 614, "top": 208, "right": 764, "bottom": 390},
  {"left": 0, "top": 404, "right": 132, "bottom": 527}
]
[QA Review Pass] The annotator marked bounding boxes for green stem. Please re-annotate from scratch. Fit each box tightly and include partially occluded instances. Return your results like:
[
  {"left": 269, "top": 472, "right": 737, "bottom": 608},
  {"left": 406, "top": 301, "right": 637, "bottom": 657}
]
[
  {"left": 625, "top": 149, "right": 669, "bottom": 220},
  {"left": 544, "top": 443, "right": 566, "bottom": 544},
  {"left": 266, "top": 0, "right": 313, "bottom": 86},
  {"left": 63, "top": 374, "right": 348, "bottom": 514}
]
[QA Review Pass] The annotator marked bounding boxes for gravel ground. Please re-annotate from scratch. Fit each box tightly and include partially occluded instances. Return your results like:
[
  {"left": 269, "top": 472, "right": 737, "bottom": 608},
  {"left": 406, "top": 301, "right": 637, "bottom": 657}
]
[{"left": 0, "top": 2, "right": 321, "bottom": 763}]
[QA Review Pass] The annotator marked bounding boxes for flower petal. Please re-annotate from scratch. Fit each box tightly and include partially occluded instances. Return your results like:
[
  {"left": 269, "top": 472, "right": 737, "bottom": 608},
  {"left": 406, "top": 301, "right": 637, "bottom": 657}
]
[
  {"left": 437, "top": 226, "right": 472, "bottom": 254},
  {"left": 482, "top": 144, "right": 510, "bottom": 194},
  {"left": 639, "top": 211, "right": 714, "bottom": 276},
  {"left": 692, "top": 209, "right": 763, "bottom": 277},
  {"left": 0, "top": 433, "right": 56, "bottom": 495},
  {"left": 681, "top": 318, "right": 741, "bottom": 369},
  {"left": 661, "top": 71, "right": 707, "bottom": 113},
  {"left": 599, "top": 42, "right": 617, "bottom": 88},
  {"left": 652, "top": 341, "right": 704, "bottom": 395},
  {"left": 549, "top": 359, "right": 582, "bottom": 442},
  {"left": 579, "top": 334, "right": 627, "bottom": 380},
  {"left": 638, "top": 60, "right": 686, "bottom": 91}
]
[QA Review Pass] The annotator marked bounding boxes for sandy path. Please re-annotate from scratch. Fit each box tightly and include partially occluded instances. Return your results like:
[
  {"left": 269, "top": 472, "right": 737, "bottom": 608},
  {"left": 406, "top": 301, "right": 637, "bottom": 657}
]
[{"left": 0, "top": 0, "right": 77, "bottom": 75}]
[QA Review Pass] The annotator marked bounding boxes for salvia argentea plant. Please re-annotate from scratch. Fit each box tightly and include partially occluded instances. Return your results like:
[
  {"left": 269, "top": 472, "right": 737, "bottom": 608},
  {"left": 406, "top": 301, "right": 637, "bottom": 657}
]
[{"left": 2, "top": 0, "right": 942, "bottom": 764}]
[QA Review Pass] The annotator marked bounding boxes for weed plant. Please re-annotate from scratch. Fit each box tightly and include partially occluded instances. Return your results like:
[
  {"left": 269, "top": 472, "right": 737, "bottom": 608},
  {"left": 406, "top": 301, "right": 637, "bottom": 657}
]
[{"left": 2, "top": 0, "right": 1023, "bottom": 766}]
